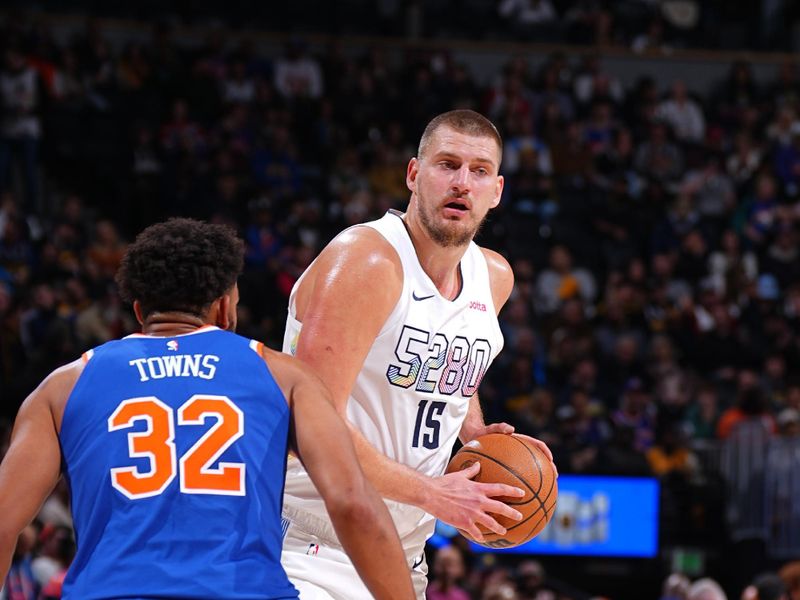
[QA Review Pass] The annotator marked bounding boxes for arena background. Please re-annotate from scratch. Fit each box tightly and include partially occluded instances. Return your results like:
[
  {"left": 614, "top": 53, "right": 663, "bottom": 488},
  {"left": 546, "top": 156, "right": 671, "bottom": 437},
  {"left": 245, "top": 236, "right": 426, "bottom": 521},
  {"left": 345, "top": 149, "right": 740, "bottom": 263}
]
[{"left": 2, "top": 2, "right": 800, "bottom": 599}]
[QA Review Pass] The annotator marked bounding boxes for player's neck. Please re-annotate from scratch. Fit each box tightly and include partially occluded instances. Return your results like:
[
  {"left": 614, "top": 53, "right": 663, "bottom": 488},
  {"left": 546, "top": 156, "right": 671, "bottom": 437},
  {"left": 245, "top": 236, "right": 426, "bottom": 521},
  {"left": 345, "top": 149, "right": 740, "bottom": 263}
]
[
  {"left": 403, "top": 211, "right": 467, "bottom": 300},
  {"left": 141, "top": 311, "right": 212, "bottom": 337}
]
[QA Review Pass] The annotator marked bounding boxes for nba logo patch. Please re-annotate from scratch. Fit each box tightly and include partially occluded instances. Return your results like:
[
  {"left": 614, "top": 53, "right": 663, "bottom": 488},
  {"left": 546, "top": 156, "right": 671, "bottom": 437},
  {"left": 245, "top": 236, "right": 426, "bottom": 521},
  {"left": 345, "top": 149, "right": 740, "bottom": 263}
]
[
  {"left": 306, "top": 543, "right": 319, "bottom": 556},
  {"left": 167, "top": 340, "right": 178, "bottom": 351}
]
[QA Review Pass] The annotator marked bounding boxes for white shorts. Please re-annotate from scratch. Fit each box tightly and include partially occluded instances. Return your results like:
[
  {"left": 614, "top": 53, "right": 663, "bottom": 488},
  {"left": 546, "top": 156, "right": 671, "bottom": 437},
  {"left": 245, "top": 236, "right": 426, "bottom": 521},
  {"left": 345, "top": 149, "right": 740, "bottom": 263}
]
[{"left": 281, "top": 518, "right": 428, "bottom": 600}]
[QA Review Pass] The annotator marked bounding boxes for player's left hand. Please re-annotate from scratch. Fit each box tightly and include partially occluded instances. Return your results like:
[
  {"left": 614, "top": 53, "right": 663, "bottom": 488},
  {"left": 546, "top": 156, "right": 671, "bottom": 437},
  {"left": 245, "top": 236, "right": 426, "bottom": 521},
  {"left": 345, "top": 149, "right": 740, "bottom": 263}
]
[
  {"left": 463, "top": 421, "right": 514, "bottom": 440},
  {"left": 464, "top": 423, "right": 558, "bottom": 478}
]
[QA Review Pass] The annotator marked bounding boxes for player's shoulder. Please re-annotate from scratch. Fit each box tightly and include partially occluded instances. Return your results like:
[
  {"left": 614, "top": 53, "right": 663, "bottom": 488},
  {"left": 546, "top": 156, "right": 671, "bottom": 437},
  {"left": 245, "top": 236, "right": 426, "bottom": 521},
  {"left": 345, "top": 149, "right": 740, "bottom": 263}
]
[
  {"left": 478, "top": 246, "right": 514, "bottom": 293},
  {"left": 25, "top": 358, "right": 86, "bottom": 429},
  {"left": 479, "top": 246, "right": 513, "bottom": 276},
  {"left": 43, "top": 358, "right": 86, "bottom": 395},
  {"left": 478, "top": 246, "right": 514, "bottom": 312},
  {"left": 324, "top": 224, "right": 403, "bottom": 274},
  {"left": 306, "top": 224, "right": 404, "bottom": 295}
]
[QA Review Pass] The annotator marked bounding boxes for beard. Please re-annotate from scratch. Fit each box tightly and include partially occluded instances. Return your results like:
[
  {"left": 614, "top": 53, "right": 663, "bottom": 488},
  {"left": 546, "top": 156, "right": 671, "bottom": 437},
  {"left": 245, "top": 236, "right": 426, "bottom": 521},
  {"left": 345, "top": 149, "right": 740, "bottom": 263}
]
[{"left": 417, "top": 194, "right": 486, "bottom": 248}]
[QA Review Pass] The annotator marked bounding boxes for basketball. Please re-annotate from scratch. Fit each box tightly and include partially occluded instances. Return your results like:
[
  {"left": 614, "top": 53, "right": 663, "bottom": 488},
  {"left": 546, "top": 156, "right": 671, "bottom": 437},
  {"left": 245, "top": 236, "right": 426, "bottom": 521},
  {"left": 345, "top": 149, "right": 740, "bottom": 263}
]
[{"left": 445, "top": 433, "right": 558, "bottom": 549}]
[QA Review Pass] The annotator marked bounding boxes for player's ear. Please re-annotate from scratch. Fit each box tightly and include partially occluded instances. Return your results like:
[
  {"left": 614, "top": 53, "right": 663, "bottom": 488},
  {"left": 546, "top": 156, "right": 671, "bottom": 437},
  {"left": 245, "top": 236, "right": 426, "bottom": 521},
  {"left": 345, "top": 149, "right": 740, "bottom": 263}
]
[
  {"left": 490, "top": 175, "right": 504, "bottom": 209},
  {"left": 406, "top": 157, "right": 419, "bottom": 193},
  {"left": 133, "top": 300, "right": 145, "bottom": 325},
  {"left": 214, "top": 295, "right": 231, "bottom": 330}
]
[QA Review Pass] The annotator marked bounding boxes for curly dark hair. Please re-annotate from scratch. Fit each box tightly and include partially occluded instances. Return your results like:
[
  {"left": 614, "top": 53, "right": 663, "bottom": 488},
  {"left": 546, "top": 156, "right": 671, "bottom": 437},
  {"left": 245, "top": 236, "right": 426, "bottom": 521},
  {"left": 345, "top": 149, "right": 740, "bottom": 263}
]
[{"left": 116, "top": 218, "right": 244, "bottom": 318}]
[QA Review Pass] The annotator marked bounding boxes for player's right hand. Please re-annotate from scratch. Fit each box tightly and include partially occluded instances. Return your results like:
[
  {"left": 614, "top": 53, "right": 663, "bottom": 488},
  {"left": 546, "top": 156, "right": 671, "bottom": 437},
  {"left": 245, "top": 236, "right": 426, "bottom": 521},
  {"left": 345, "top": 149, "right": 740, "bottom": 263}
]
[{"left": 427, "top": 462, "right": 524, "bottom": 543}]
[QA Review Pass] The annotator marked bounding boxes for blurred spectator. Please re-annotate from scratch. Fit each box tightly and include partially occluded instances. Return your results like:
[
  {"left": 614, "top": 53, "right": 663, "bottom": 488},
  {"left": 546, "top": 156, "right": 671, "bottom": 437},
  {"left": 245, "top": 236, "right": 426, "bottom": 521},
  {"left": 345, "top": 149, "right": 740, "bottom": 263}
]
[
  {"left": 30, "top": 525, "right": 73, "bottom": 595},
  {"left": 567, "top": 387, "right": 610, "bottom": 446},
  {"left": 707, "top": 229, "right": 758, "bottom": 301},
  {"left": 656, "top": 81, "right": 706, "bottom": 144},
  {"left": 3, "top": 524, "right": 38, "bottom": 600},
  {"left": 635, "top": 121, "right": 684, "bottom": 186},
  {"left": 762, "top": 225, "right": 800, "bottom": 290},
  {"left": 680, "top": 153, "right": 735, "bottom": 236},
  {"left": 685, "top": 383, "right": 722, "bottom": 440},
  {"left": 687, "top": 577, "right": 727, "bottom": 600},
  {"left": 611, "top": 377, "right": 656, "bottom": 451},
  {"left": 778, "top": 562, "right": 800, "bottom": 600},
  {"left": 502, "top": 115, "right": 553, "bottom": 177},
  {"left": 632, "top": 16, "right": 671, "bottom": 54},
  {"left": 572, "top": 56, "right": 624, "bottom": 109},
  {"left": 222, "top": 55, "right": 256, "bottom": 105},
  {"left": 514, "top": 560, "right": 547, "bottom": 598},
  {"left": 273, "top": 39, "right": 323, "bottom": 100},
  {"left": 36, "top": 480, "right": 72, "bottom": 529},
  {"left": 646, "top": 421, "right": 700, "bottom": 478},
  {"left": 713, "top": 60, "right": 760, "bottom": 129},
  {"left": 661, "top": 572, "right": 691, "bottom": 600},
  {"left": 726, "top": 132, "right": 763, "bottom": 188},
  {"left": 86, "top": 220, "right": 126, "bottom": 279},
  {"left": 509, "top": 387, "right": 559, "bottom": 447},
  {"left": 597, "top": 421, "right": 652, "bottom": 476},
  {"left": 535, "top": 245, "right": 597, "bottom": 314},
  {"left": 717, "top": 387, "right": 776, "bottom": 439},
  {"left": 427, "top": 545, "right": 469, "bottom": 600},
  {"left": 742, "top": 572, "right": 789, "bottom": 600},
  {"left": 498, "top": 0, "right": 559, "bottom": 41},
  {"left": 0, "top": 45, "right": 45, "bottom": 211}
]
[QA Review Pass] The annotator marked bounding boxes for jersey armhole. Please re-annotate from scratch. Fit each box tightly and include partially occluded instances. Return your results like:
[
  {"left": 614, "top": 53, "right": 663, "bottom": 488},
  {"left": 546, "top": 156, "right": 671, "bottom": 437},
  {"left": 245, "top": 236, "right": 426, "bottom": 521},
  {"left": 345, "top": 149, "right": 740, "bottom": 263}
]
[
  {"left": 248, "top": 339, "right": 291, "bottom": 409},
  {"left": 249, "top": 339, "right": 265, "bottom": 356}
]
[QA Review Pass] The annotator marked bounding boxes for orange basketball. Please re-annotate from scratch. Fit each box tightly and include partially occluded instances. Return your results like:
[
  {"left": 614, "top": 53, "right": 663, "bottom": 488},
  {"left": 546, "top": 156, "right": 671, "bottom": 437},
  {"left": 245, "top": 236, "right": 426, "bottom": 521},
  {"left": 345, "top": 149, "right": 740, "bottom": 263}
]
[{"left": 445, "top": 433, "right": 558, "bottom": 549}]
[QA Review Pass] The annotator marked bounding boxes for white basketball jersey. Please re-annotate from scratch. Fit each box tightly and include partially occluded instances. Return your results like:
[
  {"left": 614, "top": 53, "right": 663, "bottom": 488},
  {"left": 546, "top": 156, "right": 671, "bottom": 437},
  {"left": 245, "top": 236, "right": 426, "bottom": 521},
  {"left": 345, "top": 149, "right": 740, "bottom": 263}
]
[{"left": 282, "top": 210, "right": 504, "bottom": 556}]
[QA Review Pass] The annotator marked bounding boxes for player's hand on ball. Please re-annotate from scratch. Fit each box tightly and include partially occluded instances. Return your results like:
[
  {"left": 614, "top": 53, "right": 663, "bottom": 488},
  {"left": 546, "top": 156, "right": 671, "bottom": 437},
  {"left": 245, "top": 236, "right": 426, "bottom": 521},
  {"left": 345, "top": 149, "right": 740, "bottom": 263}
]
[
  {"left": 446, "top": 434, "right": 558, "bottom": 548},
  {"left": 511, "top": 433, "right": 558, "bottom": 478},
  {"left": 427, "top": 461, "right": 525, "bottom": 544},
  {"left": 466, "top": 423, "right": 558, "bottom": 478}
]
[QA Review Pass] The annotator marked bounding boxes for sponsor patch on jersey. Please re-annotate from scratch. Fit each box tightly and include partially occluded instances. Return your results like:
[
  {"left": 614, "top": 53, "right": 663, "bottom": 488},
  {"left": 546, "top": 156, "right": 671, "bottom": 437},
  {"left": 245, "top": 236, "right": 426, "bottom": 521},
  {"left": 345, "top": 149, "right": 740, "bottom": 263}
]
[{"left": 469, "top": 301, "right": 487, "bottom": 312}]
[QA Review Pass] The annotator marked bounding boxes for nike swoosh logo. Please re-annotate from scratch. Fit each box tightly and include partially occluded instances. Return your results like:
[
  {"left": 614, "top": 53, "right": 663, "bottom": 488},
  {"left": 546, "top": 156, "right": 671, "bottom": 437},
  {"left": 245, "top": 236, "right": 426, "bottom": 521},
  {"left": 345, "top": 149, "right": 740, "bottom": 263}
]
[
  {"left": 412, "top": 292, "right": 435, "bottom": 301},
  {"left": 411, "top": 554, "right": 424, "bottom": 570}
]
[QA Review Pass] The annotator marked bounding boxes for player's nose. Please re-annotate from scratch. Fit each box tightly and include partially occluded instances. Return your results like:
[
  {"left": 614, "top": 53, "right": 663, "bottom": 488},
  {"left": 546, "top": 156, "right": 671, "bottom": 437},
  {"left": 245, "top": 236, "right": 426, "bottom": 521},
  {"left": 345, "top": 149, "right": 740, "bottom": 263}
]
[{"left": 450, "top": 165, "right": 470, "bottom": 194}]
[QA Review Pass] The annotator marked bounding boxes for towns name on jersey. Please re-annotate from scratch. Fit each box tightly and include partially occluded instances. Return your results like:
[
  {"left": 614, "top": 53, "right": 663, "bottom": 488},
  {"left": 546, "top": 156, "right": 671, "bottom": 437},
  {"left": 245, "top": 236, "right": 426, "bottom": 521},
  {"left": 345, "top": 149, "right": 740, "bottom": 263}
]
[{"left": 129, "top": 354, "right": 219, "bottom": 382}]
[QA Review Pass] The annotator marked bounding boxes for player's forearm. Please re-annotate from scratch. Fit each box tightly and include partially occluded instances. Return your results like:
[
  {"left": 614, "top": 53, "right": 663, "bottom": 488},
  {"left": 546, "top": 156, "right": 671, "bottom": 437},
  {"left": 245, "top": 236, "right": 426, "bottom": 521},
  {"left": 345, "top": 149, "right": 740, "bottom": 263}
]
[
  {"left": 348, "top": 424, "right": 433, "bottom": 509},
  {"left": 0, "top": 531, "right": 15, "bottom": 583},
  {"left": 328, "top": 485, "right": 415, "bottom": 600},
  {"left": 459, "top": 395, "right": 485, "bottom": 443}
]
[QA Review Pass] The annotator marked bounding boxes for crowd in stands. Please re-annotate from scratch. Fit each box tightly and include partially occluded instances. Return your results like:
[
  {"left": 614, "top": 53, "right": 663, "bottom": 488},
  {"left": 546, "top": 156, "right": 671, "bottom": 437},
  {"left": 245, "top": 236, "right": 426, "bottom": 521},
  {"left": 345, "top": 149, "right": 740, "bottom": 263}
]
[
  {"left": 5, "top": 1, "right": 800, "bottom": 52},
  {"left": 3, "top": 8, "right": 800, "bottom": 600}
]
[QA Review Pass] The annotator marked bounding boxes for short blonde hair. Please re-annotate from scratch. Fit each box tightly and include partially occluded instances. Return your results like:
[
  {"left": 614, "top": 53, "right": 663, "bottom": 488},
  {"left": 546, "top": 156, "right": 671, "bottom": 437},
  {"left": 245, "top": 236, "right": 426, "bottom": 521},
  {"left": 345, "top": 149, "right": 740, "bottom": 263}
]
[{"left": 418, "top": 109, "right": 502, "bottom": 162}]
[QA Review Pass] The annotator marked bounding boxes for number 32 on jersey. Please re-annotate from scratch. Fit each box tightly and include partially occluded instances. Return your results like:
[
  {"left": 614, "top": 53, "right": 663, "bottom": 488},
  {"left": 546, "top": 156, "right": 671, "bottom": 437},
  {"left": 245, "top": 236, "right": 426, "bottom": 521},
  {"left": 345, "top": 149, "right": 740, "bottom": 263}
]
[{"left": 108, "top": 395, "right": 244, "bottom": 500}]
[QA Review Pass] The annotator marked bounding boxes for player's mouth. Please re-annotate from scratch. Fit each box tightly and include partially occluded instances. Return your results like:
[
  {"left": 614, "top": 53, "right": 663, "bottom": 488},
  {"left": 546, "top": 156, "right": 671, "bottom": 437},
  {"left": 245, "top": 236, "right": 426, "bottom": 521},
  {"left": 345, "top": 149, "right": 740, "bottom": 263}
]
[{"left": 442, "top": 199, "right": 471, "bottom": 218}]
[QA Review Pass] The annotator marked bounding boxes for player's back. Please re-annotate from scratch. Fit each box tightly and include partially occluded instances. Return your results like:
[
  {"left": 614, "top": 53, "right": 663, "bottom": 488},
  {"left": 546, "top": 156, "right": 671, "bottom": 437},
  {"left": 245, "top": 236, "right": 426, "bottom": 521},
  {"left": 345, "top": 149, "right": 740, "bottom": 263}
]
[{"left": 60, "top": 326, "right": 297, "bottom": 600}]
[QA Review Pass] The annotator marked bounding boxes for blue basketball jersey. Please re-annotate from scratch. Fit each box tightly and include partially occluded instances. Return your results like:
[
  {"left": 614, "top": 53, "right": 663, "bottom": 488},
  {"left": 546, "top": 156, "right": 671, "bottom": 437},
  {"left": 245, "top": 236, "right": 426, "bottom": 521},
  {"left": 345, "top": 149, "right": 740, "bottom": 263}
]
[{"left": 59, "top": 326, "right": 298, "bottom": 600}]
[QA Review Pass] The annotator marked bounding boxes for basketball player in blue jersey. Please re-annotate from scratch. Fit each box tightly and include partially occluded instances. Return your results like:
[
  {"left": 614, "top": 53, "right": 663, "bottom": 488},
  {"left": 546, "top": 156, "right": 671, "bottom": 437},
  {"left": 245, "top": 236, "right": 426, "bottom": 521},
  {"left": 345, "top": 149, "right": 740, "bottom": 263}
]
[
  {"left": 281, "top": 109, "right": 557, "bottom": 598},
  {"left": 0, "top": 218, "right": 414, "bottom": 600}
]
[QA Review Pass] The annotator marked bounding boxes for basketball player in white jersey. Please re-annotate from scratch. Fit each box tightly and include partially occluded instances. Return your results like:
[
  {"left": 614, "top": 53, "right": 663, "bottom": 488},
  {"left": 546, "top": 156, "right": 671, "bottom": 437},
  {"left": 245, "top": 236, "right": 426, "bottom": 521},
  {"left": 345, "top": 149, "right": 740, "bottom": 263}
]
[{"left": 280, "top": 110, "right": 555, "bottom": 599}]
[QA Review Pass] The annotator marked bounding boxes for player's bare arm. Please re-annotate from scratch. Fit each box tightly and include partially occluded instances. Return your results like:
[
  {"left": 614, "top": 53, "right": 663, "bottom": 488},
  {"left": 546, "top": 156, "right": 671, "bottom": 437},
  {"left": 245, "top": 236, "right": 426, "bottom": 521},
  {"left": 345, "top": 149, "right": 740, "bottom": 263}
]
[
  {"left": 266, "top": 349, "right": 414, "bottom": 600},
  {"left": 458, "top": 249, "right": 556, "bottom": 469},
  {"left": 292, "top": 227, "right": 524, "bottom": 542},
  {"left": 0, "top": 360, "right": 83, "bottom": 581}
]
